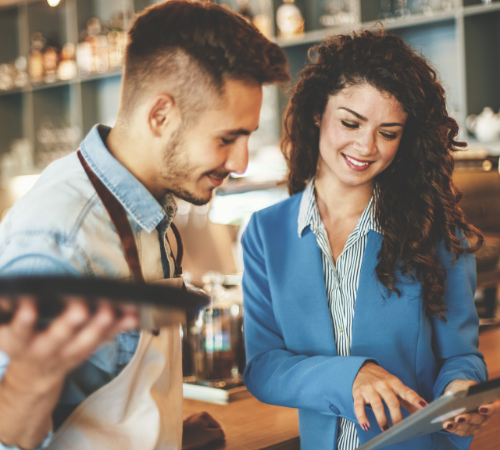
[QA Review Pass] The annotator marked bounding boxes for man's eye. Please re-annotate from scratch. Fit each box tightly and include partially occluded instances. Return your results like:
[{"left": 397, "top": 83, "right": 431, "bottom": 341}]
[
  {"left": 341, "top": 120, "right": 358, "bottom": 129},
  {"left": 221, "top": 138, "right": 236, "bottom": 145}
]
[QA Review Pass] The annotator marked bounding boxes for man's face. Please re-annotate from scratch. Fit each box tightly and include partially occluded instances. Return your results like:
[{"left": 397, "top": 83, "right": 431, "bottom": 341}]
[{"left": 160, "top": 78, "right": 263, "bottom": 205}]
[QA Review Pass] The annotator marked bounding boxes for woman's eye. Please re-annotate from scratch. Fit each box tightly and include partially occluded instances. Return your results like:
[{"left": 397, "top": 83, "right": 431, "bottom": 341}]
[
  {"left": 341, "top": 120, "right": 358, "bottom": 129},
  {"left": 380, "top": 132, "right": 397, "bottom": 140}
]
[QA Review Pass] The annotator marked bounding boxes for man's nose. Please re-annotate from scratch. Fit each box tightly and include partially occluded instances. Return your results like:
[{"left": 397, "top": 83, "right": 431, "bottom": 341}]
[{"left": 225, "top": 140, "right": 249, "bottom": 175}]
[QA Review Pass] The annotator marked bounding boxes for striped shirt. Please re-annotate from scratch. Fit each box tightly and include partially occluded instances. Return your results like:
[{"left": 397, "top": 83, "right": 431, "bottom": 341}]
[{"left": 298, "top": 179, "right": 379, "bottom": 450}]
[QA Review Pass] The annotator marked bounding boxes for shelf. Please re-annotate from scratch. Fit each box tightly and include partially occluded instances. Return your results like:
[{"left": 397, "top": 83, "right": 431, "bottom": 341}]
[
  {"left": 463, "top": 2, "right": 500, "bottom": 16},
  {"left": 0, "top": 0, "right": 498, "bottom": 179},
  {"left": 80, "top": 68, "right": 123, "bottom": 82},
  {"left": 275, "top": 11, "right": 457, "bottom": 48},
  {"left": 0, "top": 88, "right": 24, "bottom": 98}
]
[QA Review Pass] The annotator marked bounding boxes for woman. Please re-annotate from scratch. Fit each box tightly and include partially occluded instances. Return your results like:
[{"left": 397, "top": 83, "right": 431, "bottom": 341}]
[{"left": 241, "top": 30, "right": 499, "bottom": 450}]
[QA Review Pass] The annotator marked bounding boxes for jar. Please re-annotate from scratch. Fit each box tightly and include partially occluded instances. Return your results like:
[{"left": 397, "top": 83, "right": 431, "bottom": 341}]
[{"left": 189, "top": 272, "right": 244, "bottom": 385}]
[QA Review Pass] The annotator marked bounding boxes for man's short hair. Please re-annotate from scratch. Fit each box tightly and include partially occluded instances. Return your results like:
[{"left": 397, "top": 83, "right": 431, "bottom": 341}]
[{"left": 121, "top": 0, "right": 290, "bottom": 123}]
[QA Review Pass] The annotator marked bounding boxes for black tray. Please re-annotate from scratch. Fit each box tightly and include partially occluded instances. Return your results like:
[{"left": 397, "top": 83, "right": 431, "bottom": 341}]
[{"left": 0, "top": 276, "right": 210, "bottom": 327}]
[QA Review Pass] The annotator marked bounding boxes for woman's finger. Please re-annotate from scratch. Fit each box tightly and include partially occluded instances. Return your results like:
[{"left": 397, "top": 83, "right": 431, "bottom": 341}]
[
  {"left": 353, "top": 394, "right": 371, "bottom": 432},
  {"left": 393, "top": 382, "right": 427, "bottom": 411},
  {"left": 478, "top": 398, "right": 500, "bottom": 415},
  {"left": 376, "top": 383, "right": 404, "bottom": 426},
  {"left": 367, "top": 390, "right": 390, "bottom": 431},
  {"left": 454, "top": 413, "right": 471, "bottom": 425}
]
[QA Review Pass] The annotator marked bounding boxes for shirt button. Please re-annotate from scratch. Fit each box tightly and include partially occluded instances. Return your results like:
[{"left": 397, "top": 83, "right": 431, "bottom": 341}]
[{"left": 339, "top": 327, "right": 343, "bottom": 333}]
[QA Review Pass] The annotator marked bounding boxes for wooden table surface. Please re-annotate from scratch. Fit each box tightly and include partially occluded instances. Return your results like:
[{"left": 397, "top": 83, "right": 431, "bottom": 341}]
[
  {"left": 183, "top": 396, "right": 299, "bottom": 450},
  {"left": 184, "top": 326, "right": 500, "bottom": 450}
]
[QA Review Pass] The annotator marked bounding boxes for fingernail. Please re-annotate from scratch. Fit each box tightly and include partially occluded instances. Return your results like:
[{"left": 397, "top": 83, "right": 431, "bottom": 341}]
[
  {"left": 446, "top": 423, "right": 454, "bottom": 430},
  {"left": 383, "top": 425, "right": 389, "bottom": 431},
  {"left": 457, "top": 418, "right": 465, "bottom": 423},
  {"left": 361, "top": 423, "right": 369, "bottom": 431},
  {"left": 419, "top": 401, "right": 427, "bottom": 407},
  {"left": 479, "top": 408, "right": 489, "bottom": 414}
]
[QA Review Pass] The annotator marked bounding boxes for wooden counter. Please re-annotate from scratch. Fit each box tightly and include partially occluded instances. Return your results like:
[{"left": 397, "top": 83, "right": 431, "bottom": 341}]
[
  {"left": 184, "top": 327, "right": 500, "bottom": 450},
  {"left": 183, "top": 396, "right": 299, "bottom": 450}
]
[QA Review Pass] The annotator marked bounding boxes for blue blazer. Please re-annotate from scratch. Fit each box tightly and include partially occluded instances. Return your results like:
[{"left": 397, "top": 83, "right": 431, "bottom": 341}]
[{"left": 242, "top": 192, "right": 487, "bottom": 450}]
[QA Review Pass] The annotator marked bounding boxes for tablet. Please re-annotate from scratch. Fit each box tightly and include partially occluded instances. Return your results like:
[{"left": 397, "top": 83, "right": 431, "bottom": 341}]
[
  {"left": 0, "top": 276, "right": 210, "bottom": 329},
  {"left": 357, "top": 377, "right": 500, "bottom": 450}
]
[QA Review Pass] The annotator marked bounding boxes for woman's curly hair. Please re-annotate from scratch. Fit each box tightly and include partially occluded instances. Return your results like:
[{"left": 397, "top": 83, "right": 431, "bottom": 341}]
[{"left": 282, "top": 28, "right": 483, "bottom": 320}]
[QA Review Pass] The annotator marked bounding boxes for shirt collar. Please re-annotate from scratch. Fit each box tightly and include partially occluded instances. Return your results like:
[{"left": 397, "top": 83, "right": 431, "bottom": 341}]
[
  {"left": 79, "top": 125, "right": 177, "bottom": 233},
  {"left": 297, "top": 177, "right": 380, "bottom": 238}
]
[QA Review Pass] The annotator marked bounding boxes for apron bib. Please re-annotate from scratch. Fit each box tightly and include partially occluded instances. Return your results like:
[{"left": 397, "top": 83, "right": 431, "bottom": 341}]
[{"left": 47, "top": 151, "right": 185, "bottom": 450}]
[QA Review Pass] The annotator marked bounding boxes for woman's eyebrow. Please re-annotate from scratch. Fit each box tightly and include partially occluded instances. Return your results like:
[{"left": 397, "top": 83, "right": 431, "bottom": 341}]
[{"left": 338, "top": 107, "right": 404, "bottom": 127}]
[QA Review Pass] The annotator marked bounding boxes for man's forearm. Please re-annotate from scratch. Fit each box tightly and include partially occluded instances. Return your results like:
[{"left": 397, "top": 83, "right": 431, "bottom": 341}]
[{"left": 0, "top": 366, "right": 63, "bottom": 450}]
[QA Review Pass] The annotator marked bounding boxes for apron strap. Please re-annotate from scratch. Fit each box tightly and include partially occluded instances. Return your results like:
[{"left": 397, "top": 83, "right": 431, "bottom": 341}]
[
  {"left": 167, "top": 222, "right": 184, "bottom": 276},
  {"left": 77, "top": 150, "right": 145, "bottom": 283}
]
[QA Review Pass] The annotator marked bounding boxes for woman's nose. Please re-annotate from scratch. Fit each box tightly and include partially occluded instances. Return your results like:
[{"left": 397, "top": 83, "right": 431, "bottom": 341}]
[{"left": 353, "top": 130, "right": 377, "bottom": 156}]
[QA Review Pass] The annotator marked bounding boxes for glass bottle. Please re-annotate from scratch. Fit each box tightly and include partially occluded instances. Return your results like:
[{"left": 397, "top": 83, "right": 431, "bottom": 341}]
[
  {"left": 43, "top": 46, "right": 59, "bottom": 84},
  {"left": 190, "top": 272, "right": 244, "bottom": 385},
  {"left": 276, "top": 0, "right": 304, "bottom": 39},
  {"left": 57, "top": 43, "right": 77, "bottom": 81},
  {"left": 29, "top": 32, "right": 45, "bottom": 84}
]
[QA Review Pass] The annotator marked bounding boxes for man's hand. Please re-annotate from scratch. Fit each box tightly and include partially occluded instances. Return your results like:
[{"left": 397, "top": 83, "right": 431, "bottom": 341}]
[
  {"left": 182, "top": 412, "right": 225, "bottom": 450},
  {"left": 0, "top": 297, "right": 138, "bottom": 449},
  {"left": 353, "top": 362, "right": 427, "bottom": 432},
  {"left": 442, "top": 379, "right": 500, "bottom": 437}
]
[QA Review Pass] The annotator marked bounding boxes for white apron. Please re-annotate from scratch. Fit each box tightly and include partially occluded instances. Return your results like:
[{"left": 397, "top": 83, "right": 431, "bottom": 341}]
[
  {"left": 47, "top": 328, "right": 183, "bottom": 450},
  {"left": 47, "top": 151, "right": 185, "bottom": 450}
]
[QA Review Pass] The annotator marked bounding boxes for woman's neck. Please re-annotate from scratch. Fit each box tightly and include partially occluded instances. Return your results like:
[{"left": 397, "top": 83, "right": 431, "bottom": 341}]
[{"left": 314, "top": 173, "right": 374, "bottom": 225}]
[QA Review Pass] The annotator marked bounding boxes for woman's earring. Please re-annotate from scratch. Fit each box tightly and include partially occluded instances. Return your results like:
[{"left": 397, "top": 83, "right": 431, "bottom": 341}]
[{"left": 315, "top": 121, "right": 320, "bottom": 127}]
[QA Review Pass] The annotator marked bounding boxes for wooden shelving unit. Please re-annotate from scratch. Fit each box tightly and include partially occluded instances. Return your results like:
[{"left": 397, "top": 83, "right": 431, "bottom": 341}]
[{"left": 0, "top": 0, "right": 499, "bottom": 173}]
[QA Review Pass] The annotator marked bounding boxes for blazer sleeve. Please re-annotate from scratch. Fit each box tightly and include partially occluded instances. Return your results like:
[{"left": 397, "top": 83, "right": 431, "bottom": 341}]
[
  {"left": 242, "top": 213, "right": 375, "bottom": 420},
  {"left": 431, "top": 237, "right": 488, "bottom": 450}
]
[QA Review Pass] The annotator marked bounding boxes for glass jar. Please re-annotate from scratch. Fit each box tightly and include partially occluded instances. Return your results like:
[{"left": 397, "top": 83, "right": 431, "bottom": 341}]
[{"left": 189, "top": 272, "right": 244, "bottom": 385}]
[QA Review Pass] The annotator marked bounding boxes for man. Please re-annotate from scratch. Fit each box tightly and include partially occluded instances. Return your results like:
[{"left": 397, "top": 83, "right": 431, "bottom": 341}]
[{"left": 0, "top": 1, "right": 289, "bottom": 449}]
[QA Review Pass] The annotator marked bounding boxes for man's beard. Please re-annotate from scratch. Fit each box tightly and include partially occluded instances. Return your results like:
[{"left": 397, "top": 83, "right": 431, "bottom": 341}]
[{"left": 161, "top": 124, "right": 228, "bottom": 206}]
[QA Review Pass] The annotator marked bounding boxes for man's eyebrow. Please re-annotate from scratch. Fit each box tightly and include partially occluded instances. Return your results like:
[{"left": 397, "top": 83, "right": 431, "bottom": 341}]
[
  {"left": 223, "top": 126, "right": 259, "bottom": 136},
  {"left": 339, "top": 107, "right": 404, "bottom": 127}
]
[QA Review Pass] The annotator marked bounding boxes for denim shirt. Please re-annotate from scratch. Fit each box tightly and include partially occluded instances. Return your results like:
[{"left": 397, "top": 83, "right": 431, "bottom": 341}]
[{"left": 0, "top": 125, "right": 177, "bottom": 449}]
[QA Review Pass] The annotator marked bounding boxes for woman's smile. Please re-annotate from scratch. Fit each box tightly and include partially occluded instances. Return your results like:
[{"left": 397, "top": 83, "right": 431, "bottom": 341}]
[{"left": 342, "top": 153, "right": 374, "bottom": 171}]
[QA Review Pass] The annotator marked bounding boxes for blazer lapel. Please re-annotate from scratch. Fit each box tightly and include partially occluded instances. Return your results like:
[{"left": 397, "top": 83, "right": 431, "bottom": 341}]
[{"left": 278, "top": 224, "right": 337, "bottom": 357}]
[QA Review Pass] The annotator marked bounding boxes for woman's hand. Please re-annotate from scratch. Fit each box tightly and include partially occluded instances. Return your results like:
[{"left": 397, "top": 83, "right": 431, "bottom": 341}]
[
  {"left": 353, "top": 362, "right": 427, "bottom": 432},
  {"left": 442, "top": 379, "right": 500, "bottom": 437}
]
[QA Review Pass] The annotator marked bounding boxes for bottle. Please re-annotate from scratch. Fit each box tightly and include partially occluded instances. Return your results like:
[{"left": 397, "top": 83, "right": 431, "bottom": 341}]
[
  {"left": 57, "top": 43, "right": 77, "bottom": 81},
  {"left": 237, "top": 0, "right": 254, "bottom": 22},
  {"left": 276, "top": 0, "right": 304, "bottom": 39},
  {"left": 14, "top": 56, "right": 28, "bottom": 87},
  {"left": 29, "top": 32, "right": 45, "bottom": 84},
  {"left": 43, "top": 46, "right": 59, "bottom": 84},
  {"left": 252, "top": 0, "right": 273, "bottom": 39}
]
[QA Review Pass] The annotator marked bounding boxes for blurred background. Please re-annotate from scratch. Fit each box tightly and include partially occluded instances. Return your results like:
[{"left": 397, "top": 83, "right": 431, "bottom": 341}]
[
  {"left": 1, "top": 2, "right": 500, "bottom": 445},
  {"left": 2, "top": 0, "right": 499, "bottom": 316}
]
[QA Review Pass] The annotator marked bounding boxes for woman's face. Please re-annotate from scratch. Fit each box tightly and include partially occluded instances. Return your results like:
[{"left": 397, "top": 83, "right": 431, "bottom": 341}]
[{"left": 317, "top": 83, "right": 407, "bottom": 191}]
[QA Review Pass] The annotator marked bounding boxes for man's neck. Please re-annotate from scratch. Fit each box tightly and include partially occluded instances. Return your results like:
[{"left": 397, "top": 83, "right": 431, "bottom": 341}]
[{"left": 105, "top": 125, "right": 165, "bottom": 201}]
